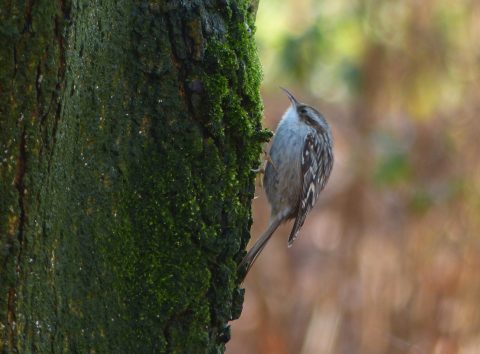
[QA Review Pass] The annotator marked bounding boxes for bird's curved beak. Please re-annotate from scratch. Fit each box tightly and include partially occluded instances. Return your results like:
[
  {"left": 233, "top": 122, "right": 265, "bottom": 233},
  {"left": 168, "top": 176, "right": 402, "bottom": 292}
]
[{"left": 280, "top": 87, "right": 299, "bottom": 107}]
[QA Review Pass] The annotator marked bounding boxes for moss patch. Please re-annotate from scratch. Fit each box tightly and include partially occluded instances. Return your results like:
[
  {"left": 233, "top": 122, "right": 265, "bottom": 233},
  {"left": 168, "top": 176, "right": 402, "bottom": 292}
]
[{"left": 0, "top": 0, "right": 268, "bottom": 352}]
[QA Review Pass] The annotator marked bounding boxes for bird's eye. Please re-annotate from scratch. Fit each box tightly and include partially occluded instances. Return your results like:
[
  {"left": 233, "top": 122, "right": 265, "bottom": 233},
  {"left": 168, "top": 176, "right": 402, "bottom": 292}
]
[{"left": 300, "top": 108, "right": 307, "bottom": 114}]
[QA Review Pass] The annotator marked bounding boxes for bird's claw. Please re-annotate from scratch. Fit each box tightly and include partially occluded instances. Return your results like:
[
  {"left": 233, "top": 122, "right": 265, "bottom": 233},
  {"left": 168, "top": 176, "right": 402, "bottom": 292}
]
[{"left": 251, "top": 167, "right": 265, "bottom": 174}]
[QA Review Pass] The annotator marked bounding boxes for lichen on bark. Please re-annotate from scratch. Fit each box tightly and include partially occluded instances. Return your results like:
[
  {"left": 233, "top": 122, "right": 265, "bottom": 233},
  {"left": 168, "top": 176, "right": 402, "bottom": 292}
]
[{"left": 0, "top": 0, "right": 267, "bottom": 352}]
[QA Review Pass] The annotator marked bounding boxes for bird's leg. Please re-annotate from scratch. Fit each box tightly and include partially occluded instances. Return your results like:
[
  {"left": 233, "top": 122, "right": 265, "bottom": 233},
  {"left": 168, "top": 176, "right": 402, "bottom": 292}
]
[
  {"left": 252, "top": 163, "right": 266, "bottom": 189},
  {"left": 251, "top": 165, "right": 265, "bottom": 174},
  {"left": 252, "top": 149, "right": 276, "bottom": 175}
]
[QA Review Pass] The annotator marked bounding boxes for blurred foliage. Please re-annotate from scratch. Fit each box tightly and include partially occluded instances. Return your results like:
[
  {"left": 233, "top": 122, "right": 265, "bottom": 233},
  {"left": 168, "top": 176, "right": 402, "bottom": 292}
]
[
  {"left": 230, "top": 0, "right": 480, "bottom": 353},
  {"left": 257, "top": 0, "right": 475, "bottom": 111}
]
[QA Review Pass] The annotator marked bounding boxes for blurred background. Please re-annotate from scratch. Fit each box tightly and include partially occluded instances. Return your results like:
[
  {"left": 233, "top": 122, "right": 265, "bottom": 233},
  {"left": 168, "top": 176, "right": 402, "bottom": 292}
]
[{"left": 228, "top": 0, "right": 480, "bottom": 353}]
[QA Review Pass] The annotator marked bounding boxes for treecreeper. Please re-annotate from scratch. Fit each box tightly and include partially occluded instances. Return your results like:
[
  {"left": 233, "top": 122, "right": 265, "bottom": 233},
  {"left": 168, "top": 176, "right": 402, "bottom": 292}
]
[{"left": 239, "top": 88, "right": 334, "bottom": 279}]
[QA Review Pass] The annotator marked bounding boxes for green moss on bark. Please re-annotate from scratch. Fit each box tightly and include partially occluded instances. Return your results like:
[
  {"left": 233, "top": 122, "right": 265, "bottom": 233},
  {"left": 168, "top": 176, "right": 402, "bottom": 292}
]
[{"left": 1, "top": 0, "right": 267, "bottom": 352}]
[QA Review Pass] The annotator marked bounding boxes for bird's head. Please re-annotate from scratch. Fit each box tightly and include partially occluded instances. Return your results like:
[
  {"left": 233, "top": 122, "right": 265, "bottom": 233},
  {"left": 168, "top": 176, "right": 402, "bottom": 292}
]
[{"left": 281, "top": 87, "right": 329, "bottom": 133}]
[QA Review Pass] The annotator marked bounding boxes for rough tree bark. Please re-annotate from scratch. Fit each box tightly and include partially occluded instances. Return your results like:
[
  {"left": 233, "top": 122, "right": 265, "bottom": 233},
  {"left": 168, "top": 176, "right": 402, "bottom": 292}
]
[{"left": 0, "top": 1, "right": 267, "bottom": 352}]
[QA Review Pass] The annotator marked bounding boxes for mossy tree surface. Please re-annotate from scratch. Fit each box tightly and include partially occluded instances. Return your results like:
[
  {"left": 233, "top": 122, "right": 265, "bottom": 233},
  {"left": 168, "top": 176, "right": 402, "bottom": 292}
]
[{"left": 0, "top": 1, "right": 267, "bottom": 352}]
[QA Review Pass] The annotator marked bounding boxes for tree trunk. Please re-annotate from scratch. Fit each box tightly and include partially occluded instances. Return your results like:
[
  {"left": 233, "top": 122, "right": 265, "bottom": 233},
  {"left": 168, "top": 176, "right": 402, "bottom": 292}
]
[{"left": 0, "top": 1, "right": 266, "bottom": 352}]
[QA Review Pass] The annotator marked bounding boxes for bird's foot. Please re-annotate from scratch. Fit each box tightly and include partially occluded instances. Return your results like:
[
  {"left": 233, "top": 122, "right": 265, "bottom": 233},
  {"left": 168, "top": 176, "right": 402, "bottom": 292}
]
[{"left": 251, "top": 166, "right": 265, "bottom": 174}]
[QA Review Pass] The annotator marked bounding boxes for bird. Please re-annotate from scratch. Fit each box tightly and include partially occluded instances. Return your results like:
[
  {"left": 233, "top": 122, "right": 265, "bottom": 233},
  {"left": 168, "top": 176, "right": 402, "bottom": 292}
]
[{"left": 239, "top": 88, "right": 334, "bottom": 278}]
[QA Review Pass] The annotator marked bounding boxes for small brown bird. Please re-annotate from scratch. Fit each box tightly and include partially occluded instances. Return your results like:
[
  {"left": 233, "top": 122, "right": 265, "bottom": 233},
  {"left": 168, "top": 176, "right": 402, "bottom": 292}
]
[{"left": 239, "top": 88, "right": 334, "bottom": 277}]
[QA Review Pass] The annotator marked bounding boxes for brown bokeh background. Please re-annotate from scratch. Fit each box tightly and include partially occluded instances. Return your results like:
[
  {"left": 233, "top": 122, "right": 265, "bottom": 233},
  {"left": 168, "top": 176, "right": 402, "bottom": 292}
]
[{"left": 228, "top": 1, "right": 480, "bottom": 353}]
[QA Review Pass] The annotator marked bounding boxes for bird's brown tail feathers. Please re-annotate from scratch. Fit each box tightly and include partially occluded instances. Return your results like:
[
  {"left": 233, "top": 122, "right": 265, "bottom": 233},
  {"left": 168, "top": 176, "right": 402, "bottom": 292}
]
[{"left": 238, "top": 213, "right": 286, "bottom": 281}]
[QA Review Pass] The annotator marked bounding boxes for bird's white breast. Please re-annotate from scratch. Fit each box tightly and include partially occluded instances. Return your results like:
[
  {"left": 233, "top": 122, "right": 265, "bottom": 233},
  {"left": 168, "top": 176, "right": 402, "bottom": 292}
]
[{"left": 264, "top": 106, "right": 314, "bottom": 216}]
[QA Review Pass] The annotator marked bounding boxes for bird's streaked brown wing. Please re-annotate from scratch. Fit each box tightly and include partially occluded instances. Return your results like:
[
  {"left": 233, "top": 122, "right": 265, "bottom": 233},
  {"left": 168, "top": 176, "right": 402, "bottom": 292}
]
[{"left": 288, "top": 131, "right": 333, "bottom": 246}]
